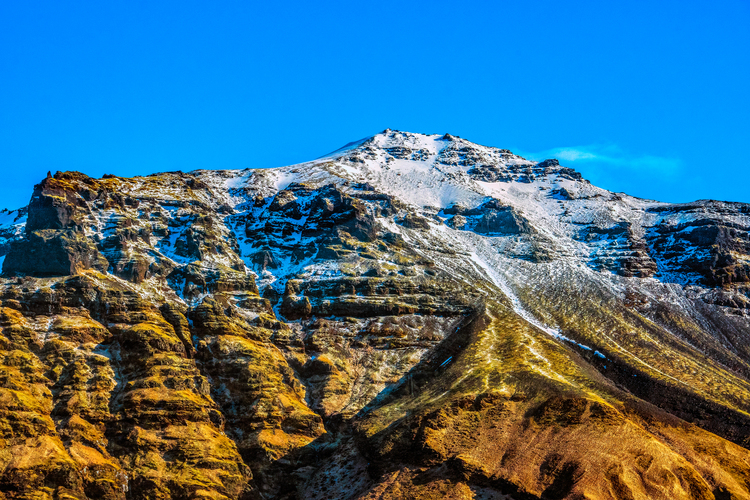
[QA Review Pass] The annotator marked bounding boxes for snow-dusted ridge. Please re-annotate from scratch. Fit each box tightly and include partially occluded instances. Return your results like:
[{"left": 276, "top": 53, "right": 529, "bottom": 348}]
[
  {"left": 2, "top": 129, "right": 747, "bottom": 335},
  {"left": 185, "top": 130, "right": 731, "bottom": 289},
  {"left": 76, "top": 130, "right": 715, "bottom": 371},
  {"left": 5, "top": 129, "right": 748, "bottom": 310}
]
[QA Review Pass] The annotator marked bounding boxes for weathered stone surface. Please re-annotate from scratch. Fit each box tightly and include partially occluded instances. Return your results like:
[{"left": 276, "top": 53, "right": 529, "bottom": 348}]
[
  {"left": 444, "top": 199, "right": 535, "bottom": 235},
  {"left": 0, "top": 274, "right": 257, "bottom": 500},
  {"left": 580, "top": 222, "right": 657, "bottom": 278},
  {"left": 25, "top": 173, "right": 90, "bottom": 232},
  {"left": 3, "top": 230, "right": 108, "bottom": 277},
  {"left": 646, "top": 205, "right": 750, "bottom": 285},
  {"left": 397, "top": 214, "right": 431, "bottom": 230}
]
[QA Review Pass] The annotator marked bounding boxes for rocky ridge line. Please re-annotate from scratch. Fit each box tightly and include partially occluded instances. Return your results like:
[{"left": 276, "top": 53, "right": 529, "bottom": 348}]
[{"left": 0, "top": 130, "right": 749, "bottom": 499}]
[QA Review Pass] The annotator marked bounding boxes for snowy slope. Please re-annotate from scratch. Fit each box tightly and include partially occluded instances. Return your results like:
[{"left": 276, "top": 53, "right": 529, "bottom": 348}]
[{"left": 188, "top": 130, "right": 743, "bottom": 290}]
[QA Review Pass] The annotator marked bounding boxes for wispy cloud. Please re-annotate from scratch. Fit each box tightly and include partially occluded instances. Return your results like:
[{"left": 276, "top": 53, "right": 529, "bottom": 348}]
[{"left": 521, "top": 144, "right": 683, "bottom": 180}]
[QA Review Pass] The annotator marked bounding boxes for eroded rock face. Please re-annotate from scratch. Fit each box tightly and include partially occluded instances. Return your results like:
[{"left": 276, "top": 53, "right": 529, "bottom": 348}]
[
  {"left": 579, "top": 222, "right": 657, "bottom": 278},
  {"left": 468, "top": 157, "right": 584, "bottom": 184},
  {"left": 4, "top": 230, "right": 109, "bottom": 277},
  {"left": 646, "top": 203, "right": 750, "bottom": 286},
  {"left": 25, "top": 174, "right": 90, "bottom": 231},
  {"left": 0, "top": 277, "right": 254, "bottom": 499},
  {"left": 443, "top": 200, "right": 535, "bottom": 236},
  {"left": 2, "top": 130, "right": 750, "bottom": 499}
]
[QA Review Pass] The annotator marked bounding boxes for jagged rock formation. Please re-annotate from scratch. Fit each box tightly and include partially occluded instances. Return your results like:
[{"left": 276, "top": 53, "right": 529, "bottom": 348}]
[{"left": 1, "top": 129, "right": 750, "bottom": 499}]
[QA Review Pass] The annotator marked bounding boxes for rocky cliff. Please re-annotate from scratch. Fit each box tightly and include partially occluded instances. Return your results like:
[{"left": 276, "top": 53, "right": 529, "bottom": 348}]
[{"left": 1, "top": 130, "right": 750, "bottom": 499}]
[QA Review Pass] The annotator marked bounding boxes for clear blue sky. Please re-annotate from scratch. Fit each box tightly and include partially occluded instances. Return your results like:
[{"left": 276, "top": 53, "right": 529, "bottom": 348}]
[{"left": 1, "top": 1, "right": 748, "bottom": 209}]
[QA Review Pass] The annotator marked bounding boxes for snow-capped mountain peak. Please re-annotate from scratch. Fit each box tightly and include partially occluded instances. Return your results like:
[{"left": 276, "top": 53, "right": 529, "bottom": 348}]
[{"left": 2, "top": 130, "right": 750, "bottom": 498}]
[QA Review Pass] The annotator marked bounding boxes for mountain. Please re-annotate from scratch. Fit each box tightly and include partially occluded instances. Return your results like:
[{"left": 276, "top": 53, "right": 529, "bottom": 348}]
[{"left": 1, "top": 129, "right": 750, "bottom": 499}]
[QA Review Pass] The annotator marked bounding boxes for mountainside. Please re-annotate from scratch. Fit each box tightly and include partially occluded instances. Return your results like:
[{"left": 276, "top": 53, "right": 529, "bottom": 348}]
[{"left": 2, "top": 129, "right": 750, "bottom": 499}]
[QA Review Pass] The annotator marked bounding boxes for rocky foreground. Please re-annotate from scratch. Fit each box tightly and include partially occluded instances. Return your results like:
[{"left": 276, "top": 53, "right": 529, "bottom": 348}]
[{"left": 1, "top": 130, "right": 750, "bottom": 499}]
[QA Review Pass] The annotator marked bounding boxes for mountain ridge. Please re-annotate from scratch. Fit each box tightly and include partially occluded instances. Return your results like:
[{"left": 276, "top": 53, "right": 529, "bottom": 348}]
[{"left": 0, "top": 130, "right": 750, "bottom": 499}]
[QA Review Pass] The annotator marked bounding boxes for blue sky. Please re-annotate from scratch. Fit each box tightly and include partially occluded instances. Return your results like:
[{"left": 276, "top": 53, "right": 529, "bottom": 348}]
[{"left": 1, "top": 1, "right": 748, "bottom": 209}]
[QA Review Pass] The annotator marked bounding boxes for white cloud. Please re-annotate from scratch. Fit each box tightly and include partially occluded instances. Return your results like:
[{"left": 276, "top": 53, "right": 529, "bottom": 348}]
[
  {"left": 521, "top": 144, "right": 682, "bottom": 179},
  {"left": 550, "top": 148, "right": 598, "bottom": 162}
]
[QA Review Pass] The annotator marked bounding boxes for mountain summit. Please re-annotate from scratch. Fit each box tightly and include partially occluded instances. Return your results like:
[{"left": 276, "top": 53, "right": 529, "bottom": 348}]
[{"left": 1, "top": 130, "right": 750, "bottom": 499}]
